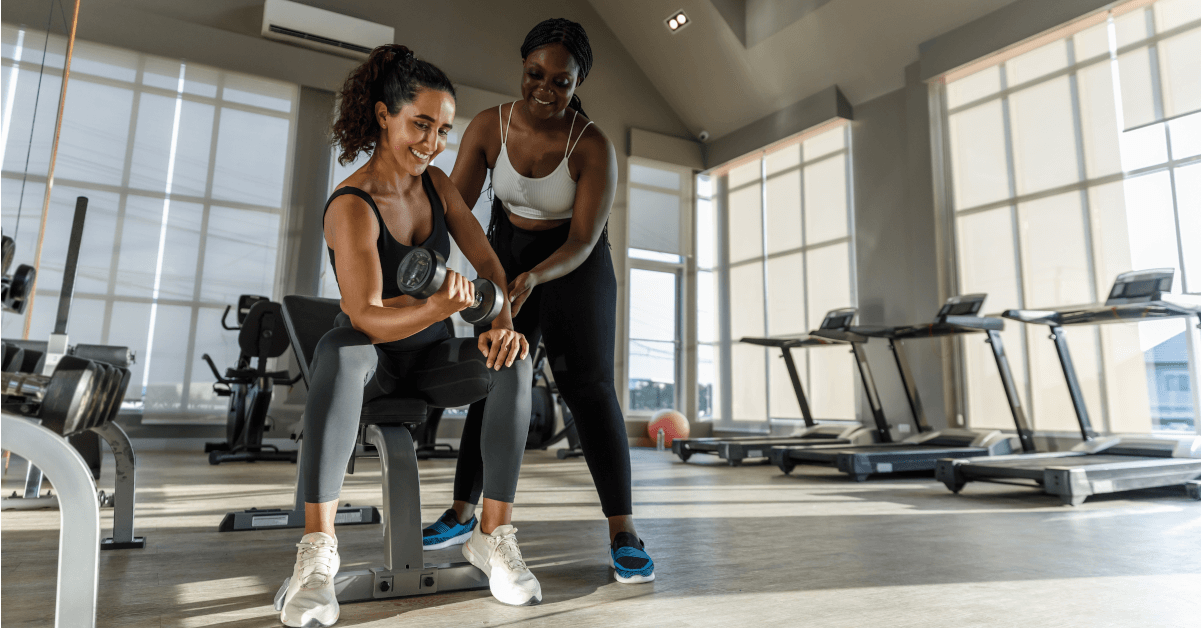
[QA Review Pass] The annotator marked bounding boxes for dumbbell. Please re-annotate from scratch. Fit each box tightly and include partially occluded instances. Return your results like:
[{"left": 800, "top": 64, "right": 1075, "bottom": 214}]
[{"left": 396, "top": 247, "right": 504, "bottom": 326}]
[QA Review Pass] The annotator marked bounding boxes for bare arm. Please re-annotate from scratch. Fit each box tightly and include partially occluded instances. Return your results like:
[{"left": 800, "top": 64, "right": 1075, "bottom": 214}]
[
  {"left": 449, "top": 109, "right": 495, "bottom": 210},
  {"left": 326, "top": 194, "right": 470, "bottom": 344}
]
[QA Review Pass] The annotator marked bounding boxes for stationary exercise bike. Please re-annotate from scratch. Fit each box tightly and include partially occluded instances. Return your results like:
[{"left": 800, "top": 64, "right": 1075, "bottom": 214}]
[
  {"left": 202, "top": 295, "right": 301, "bottom": 465},
  {"left": 526, "top": 342, "right": 584, "bottom": 459}
]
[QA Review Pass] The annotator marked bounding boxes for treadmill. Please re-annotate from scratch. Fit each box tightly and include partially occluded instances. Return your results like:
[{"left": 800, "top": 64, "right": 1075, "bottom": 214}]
[
  {"left": 671, "top": 308, "right": 893, "bottom": 466},
  {"left": 770, "top": 293, "right": 1031, "bottom": 480},
  {"left": 936, "top": 269, "right": 1201, "bottom": 506}
]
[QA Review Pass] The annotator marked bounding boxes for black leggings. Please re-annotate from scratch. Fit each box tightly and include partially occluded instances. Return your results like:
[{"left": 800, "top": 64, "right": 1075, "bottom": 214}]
[
  {"left": 453, "top": 209, "right": 632, "bottom": 517},
  {"left": 302, "top": 313, "right": 531, "bottom": 504}
]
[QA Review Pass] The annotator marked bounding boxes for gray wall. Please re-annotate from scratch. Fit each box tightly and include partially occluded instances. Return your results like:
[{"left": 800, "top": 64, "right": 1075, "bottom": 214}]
[{"left": 849, "top": 63, "right": 949, "bottom": 433}]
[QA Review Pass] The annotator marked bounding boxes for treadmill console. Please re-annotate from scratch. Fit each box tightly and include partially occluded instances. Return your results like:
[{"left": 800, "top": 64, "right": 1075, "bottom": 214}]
[
  {"left": 819, "top": 307, "right": 857, "bottom": 331},
  {"left": 1105, "top": 268, "right": 1174, "bottom": 305},
  {"left": 935, "top": 293, "right": 986, "bottom": 322}
]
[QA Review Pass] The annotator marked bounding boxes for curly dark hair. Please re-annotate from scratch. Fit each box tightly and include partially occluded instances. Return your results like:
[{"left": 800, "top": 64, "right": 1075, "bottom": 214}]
[
  {"left": 520, "top": 18, "right": 592, "bottom": 118},
  {"left": 332, "top": 44, "right": 456, "bottom": 166}
]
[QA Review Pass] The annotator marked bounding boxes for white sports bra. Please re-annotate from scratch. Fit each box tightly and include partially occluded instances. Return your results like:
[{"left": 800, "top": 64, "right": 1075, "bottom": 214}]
[{"left": 492, "top": 101, "right": 593, "bottom": 221}]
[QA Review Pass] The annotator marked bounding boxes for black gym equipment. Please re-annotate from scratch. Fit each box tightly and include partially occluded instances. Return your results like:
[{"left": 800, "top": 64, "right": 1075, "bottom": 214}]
[
  {"left": 770, "top": 294, "right": 1027, "bottom": 480},
  {"left": 201, "top": 295, "right": 301, "bottom": 464},
  {"left": 672, "top": 308, "right": 889, "bottom": 465},
  {"left": 1, "top": 197, "right": 145, "bottom": 550},
  {"left": 1, "top": 233, "right": 36, "bottom": 315},
  {"left": 936, "top": 269, "right": 1201, "bottom": 505},
  {"left": 397, "top": 246, "right": 503, "bottom": 326}
]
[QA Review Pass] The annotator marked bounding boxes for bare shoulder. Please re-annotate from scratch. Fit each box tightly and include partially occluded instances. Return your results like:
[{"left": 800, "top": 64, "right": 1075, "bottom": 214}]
[
  {"left": 571, "top": 115, "right": 615, "bottom": 168},
  {"left": 425, "top": 166, "right": 455, "bottom": 208}
]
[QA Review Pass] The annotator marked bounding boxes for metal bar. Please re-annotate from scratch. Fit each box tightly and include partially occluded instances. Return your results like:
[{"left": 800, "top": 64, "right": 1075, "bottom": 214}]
[
  {"left": 92, "top": 422, "right": 142, "bottom": 548},
  {"left": 779, "top": 347, "right": 814, "bottom": 427},
  {"left": 985, "top": 330, "right": 1036, "bottom": 453},
  {"left": 23, "top": 458, "right": 44, "bottom": 498},
  {"left": 2, "top": 413, "right": 100, "bottom": 628},
  {"left": 759, "top": 158, "right": 772, "bottom": 428},
  {"left": 365, "top": 424, "right": 423, "bottom": 573},
  {"left": 716, "top": 175, "right": 734, "bottom": 425},
  {"left": 888, "top": 339, "right": 930, "bottom": 433},
  {"left": 53, "top": 197, "right": 88, "bottom": 335},
  {"left": 22, "top": 0, "right": 82, "bottom": 339},
  {"left": 1048, "top": 324, "right": 1095, "bottom": 441},
  {"left": 849, "top": 343, "right": 891, "bottom": 443}
]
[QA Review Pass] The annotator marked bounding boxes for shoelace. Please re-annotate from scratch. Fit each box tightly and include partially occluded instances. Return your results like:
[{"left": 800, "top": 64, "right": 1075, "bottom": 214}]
[
  {"left": 489, "top": 529, "right": 527, "bottom": 570},
  {"left": 296, "top": 541, "right": 338, "bottom": 588}
]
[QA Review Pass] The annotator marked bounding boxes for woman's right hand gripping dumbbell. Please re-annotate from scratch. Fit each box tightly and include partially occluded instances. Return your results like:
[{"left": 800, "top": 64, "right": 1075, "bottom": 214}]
[{"left": 425, "top": 268, "right": 475, "bottom": 320}]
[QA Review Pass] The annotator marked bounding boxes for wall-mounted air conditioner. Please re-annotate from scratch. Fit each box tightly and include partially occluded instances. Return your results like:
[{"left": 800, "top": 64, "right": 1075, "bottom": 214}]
[{"left": 261, "top": 0, "right": 394, "bottom": 59}]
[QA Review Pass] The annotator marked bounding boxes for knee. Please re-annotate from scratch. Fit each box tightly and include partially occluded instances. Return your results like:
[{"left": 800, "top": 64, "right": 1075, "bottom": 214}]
[
  {"left": 494, "top": 354, "right": 532, "bottom": 389},
  {"left": 313, "top": 327, "right": 375, "bottom": 379}
]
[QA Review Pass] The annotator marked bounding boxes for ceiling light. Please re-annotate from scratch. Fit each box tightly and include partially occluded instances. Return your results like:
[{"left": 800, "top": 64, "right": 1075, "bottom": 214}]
[{"left": 665, "top": 10, "right": 689, "bottom": 33}]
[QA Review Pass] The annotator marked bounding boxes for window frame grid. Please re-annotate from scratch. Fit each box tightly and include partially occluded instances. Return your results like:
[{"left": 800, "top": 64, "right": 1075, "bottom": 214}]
[
  {"left": 709, "top": 123, "right": 858, "bottom": 429},
  {"left": 932, "top": 6, "right": 1201, "bottom": 436},
  {"left": 1, "top": 29, "right": 298, "bottom": 419}
]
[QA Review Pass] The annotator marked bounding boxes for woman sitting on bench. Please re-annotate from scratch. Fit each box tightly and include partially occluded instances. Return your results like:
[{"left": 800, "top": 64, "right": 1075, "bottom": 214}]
[{"left": 279, "top": 45, "right": 539, "bottom": 628}]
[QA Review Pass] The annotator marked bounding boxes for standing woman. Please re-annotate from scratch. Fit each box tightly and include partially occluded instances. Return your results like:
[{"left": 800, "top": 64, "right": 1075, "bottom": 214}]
[
  {"left": 426, "top": 18, "right": 655, "bottom": 584},
  {"left": 279, "top": 45, "right": 541, "bottom": 628}
]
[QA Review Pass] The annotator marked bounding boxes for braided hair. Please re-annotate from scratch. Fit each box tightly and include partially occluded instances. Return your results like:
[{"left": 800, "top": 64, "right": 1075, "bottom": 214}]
[
  {"left": 332, "top": 44, "right": 456, "bottom": 166},
  {"left": 520, "top": 18, "right": 592, "bottom": 118}
]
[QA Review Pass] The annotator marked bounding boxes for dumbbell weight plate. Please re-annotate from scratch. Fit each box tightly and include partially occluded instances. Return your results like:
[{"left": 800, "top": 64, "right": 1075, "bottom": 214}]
[
  {"left": 396, "top": 248, "right": 447, "bottom": 300},
  {"left": 4, "top": 265, "right": 36, "bottom": 314},
  {"left": 79, "top": 362, "right": 115, "bottom": 432},
  {"left": 461, "top": 279, "right": 504, "bottom": 326},
  {"left": 40, "top": 356, "right": 99, "bottom": 436},
  {"left": 99, "top": 367, "right": 131, "bottom": 426}
]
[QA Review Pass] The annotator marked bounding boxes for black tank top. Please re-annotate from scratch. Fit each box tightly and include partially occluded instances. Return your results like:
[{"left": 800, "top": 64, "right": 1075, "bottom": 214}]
[{"left": 323, "top": 171, "right": 452, "bottom": 351}]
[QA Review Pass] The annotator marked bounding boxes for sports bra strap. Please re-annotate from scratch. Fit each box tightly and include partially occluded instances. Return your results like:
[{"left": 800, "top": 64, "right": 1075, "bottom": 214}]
[
  {"left": 563, "top": 110, "right": 578, "bottom": 158},
  {"left": 501, "top": 100, "right": 519, "bottom": 144},
  {"left": 566, "top": 120, "right": 594, "bottom": 160}
]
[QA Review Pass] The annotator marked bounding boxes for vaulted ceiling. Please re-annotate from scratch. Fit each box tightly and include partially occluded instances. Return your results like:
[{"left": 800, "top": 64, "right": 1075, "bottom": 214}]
[{"left": 586, "top": 0, "right": 1019, "bottom": 140}]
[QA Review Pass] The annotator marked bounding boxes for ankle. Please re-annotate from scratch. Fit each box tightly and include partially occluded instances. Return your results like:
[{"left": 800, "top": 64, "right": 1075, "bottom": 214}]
[
  {"left": 451, "top": 501, "right": 476, "bottom": 524},
  {"left": 607, "top": 516, "right": 637, "bottom": 542}
]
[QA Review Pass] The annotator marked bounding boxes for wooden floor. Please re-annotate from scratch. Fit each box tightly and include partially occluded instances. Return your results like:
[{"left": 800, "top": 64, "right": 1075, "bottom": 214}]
[{"left": 3, "top": 445, "right": 1200, "bottom": 627}]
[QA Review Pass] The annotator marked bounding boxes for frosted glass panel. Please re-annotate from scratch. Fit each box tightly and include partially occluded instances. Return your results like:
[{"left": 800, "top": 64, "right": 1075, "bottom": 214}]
[
  {"left": 1169, "top": 111, "right": 1201, "bottom": 159},
  {"left": 1006, "top": 40, "right": 1068, "bottom": 87},
  {"left": 729, "top": 262, "right": 764, "bottom": 338},
  {"left": 1114, "top": 10, "right": 1148, "bottom": 48},
  {"left": 696, "top": 197, "right": 717, "bottom": 268},
  {"left": 1118, "top": 48, "right": 1157, "bottom": 130},
  {"left": 143, "top": 304, "right": 193, "bottom": 412},
  {"left": 949, "top": 101, "right": 1009, "bottom": 210},
  {"left": 1120, "top": 123, "right": 1168, "bottom": 172},
  {"left": 629, "top": 187, "right": 681, "bottom": 254},
  {"left": 765, "top": 144, "right": 799, "bottom": 175},
  {"left": 1073, "top": 22, "right": 1111, "bottom": 61},
  {"left": 56, "top": 80, "right": 133, "bottom": 185},
  {"left": 729, "top": 159, "right": 760, "bottom": 187},
  {"left": 802, "top": 126, "right": 845, "bottom": 161},
  {"left": 697, "top": 344, "right": 719, "bottom": 418},
  {"left": 957, "top": 209, "right": 1020, "bottom": 307},
  {"left": 766, "top": 253, "right": 805, "bottom": 335},
  {"left": 1118, "top": 171, "right": 1182, "bottom": 282},
  {"left": 765, "top": 169, "right": 801, "bottom": 254},
  {"left": 805, "top": 243, "right": 851, "bottom": 337},
  {"left": 211, "top": 109, "right": 290, "bottom": 207},
  {"left": 1154, "top": 0, "right": 1201, "bottom": 30},
  {"left": 808, "top": 345, "right": 856, "bottom": 420},
  {"left": 965, "top": 326, "right": 1028, "bottom": 430},
  {"left": 769, "top": 349, "right": 805, "bottom": 420},
  {"left": 1018, "top": 192, "right": 1092, "bottom": 307},
  {"left": 1158, "top": 29, "right": 1201, "bottom": 119},
  {"left": 731, "top": 344, "right": 766, "bottom": 421},
  {"left": 1173, "top": 163, "right": 1201, "bottom": 293},
  {"left": 697, "top": 270, "right": 718, "bottom": 343},
  {"left": 222, "top": 73, "right": 295, "bottom": 112},
  {"left": 803, "top": 154, "right": 847, "bottom": 243},
  {"left": 1027, "top": 326, "right": 1103, "bottom": 433},
  {"left": 728, "top": 183, "right": 762, "bottom": 262},
  {"left": 201, "top": 206, "right": 280, "bottom": 303},
  {"left": 1076, "top": 61, "right": 1122, "bottom": 179},
  {"left": 630, "top": 163, "right": 680, "bottom": 190},
  {"left": 947, "top": 66, "right": 1000, "bottom": 109},
  {"left": 129, "top": 97, "right": 215, "bottom": 197},
  {"left": 1009, "top": 77, "right": 1078, "bottom": 195},
  {"left": 1100, "top": 324, "right": 1154, "bottom": 433},
  {"left": 629, "top": 269, "right": 676, "bottom": 341}
]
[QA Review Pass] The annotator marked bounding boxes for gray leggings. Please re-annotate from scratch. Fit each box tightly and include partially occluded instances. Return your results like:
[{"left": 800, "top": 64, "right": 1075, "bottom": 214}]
[{"left": 302, "top": 313, "right": 531, "bottom": 504}]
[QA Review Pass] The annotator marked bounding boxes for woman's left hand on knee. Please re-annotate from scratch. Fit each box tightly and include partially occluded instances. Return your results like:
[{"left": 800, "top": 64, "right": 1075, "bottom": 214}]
[{"left": 478, "top": 328, "right": 530, "bottom": 370}]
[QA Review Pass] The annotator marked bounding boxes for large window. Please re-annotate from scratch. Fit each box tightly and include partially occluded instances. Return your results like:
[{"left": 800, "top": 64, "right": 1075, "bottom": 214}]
[
  {"left": 1, "top": 25, "right": 297, "bottom": 418},
  {"left": 938, "top": 0, "right": 1201, "bottom": 434},
  {"left": 626, "top": 160, "right": 691, "bottom": 413},
  {"left": 699, "top": 122, "right": 857, "bottom": 427}
]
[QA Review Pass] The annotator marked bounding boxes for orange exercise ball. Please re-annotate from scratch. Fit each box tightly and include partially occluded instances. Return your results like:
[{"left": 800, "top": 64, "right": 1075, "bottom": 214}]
[{"left": 648, "top": 409, "right": 690, "bottom": 446}]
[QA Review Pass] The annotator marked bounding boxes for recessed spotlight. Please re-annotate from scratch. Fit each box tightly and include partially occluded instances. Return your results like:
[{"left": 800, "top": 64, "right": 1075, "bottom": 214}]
[{"left": 665, "top": 10, "right": 689, "bottom": 32}]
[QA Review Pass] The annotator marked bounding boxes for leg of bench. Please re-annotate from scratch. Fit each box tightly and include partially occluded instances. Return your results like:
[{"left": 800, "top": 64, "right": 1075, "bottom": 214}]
[
  {"left": 364, "top": 424, "right": 423, "bottom": 572},
  {"left": 92, "top": 422, "right": 145, "bottom": 549},
  {"left": 2, "top": 413, "right": 100, "bottom": 628}
]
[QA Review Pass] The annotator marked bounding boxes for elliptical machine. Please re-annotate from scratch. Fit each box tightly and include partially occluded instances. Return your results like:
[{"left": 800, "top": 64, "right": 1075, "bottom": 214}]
[{"left": 201, "top": 295, "right": 301, "bottom": 465}]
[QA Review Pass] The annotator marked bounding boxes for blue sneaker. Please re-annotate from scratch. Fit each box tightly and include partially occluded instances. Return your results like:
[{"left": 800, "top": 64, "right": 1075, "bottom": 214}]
[
  {"left": 423, "top": 509, "right": 477, "bottom": 550},
  {"left": 610, "top": 532, "right": 655, "bottom": 583}
]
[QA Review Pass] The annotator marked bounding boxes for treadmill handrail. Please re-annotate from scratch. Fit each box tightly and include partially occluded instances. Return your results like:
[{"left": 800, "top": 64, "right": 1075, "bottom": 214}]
[
  {"left": 1003, "top": 295, "right": 1201, "bottom": 327},
  {"left": 738, "top": 334, "right": 849, "bottom": 348}
]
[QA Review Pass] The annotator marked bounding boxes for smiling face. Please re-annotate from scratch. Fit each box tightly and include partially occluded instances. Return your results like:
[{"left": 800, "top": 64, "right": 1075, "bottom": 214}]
[
  {"left": 375, "top": 87, "right": 456, "bottom": 176},
  {"left": 520, "top": 43, "right": 581, "bottom": 120}
]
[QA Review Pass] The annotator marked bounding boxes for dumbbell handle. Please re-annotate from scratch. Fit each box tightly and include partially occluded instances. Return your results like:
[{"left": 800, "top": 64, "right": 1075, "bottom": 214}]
[{"left": 2, "top": 371, "right": 51, "bottom": 401}]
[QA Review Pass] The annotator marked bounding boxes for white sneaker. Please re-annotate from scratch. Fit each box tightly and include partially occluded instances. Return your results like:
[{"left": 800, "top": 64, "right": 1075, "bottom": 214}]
[
  {"left": 462, "top": 524, "right": 542, "bottom": 606},
  {"left": 279, "top": 532, "right": 341, "bottom": 627}
]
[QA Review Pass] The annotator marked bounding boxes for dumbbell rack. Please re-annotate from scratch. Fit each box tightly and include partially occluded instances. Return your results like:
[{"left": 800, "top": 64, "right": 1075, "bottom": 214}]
[{"left": 1, "top": 197, "right": 145, "bottom": 550}]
